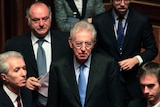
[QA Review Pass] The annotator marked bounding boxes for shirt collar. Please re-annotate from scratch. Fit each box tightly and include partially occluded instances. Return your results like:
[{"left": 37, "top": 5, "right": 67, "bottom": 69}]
[
  {"left": 31, "top": 31, "right": 51, "bottom": 45},
  {"left": 74, "top": 55, "right": 91, "bottom": 69},
  {"left": 151, "top": 101, "right": 160, "bottom": 107},
  {"left": 112, "top": 9, "right": 129, "bottom": 20},
  {"left": 3, "top": 85, "right": 19, "bottom": 103}
]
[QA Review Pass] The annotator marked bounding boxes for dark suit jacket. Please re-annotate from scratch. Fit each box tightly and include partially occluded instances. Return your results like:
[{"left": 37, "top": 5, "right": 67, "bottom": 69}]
[
  {"left": 92, "top": 8, "right": 158, "bottom": 99},
  {"left": 47, "top": 52, "right": 123, "bottom": 107},
  {"left": 128, "top": 97, "right": 147, "bottom": 107},
  {"left": 0, "top": 86, "right": 34, "bottom": 107},
  {"left": 3, "top": 30, "right": 71, "bottom": 105}
]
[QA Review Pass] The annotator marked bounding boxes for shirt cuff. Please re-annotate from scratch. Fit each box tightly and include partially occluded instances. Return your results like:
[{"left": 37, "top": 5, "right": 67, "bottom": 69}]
[{"left": 135, "top": 55, "right": 143, "bottom": 65}]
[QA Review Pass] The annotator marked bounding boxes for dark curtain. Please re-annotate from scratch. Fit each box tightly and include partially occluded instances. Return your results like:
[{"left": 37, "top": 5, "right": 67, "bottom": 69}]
[{"left": 0, "top": 0, "right": 34, "bottom": 52}]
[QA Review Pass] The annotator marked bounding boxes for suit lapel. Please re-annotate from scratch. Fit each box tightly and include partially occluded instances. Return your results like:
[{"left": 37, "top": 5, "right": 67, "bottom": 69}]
[
  {"left": 50, "top": 31, "right": 54, "bottom": 63},
  {"left": 65, "top": 0, "right": 81, "bottom": 19},
  {"left": 85, "top": 55, "right": 101, "bottom": 102},
  {"left": 107, "top": 10, "right": 120, "bottom": 51},
  {"left": 65, "top": 0, "right": 88, "bottom": 19},
  {"left": 81, "top": 0, "right": 87, "bottom": 19},
  {"left": 22, "top": 35, "right": 38, "bottom": 73},
  {"left": 1, "top": 98, "right": 14, "bottom": 107},
  {"left": 21, "top": 87, "right": 33, "bottom": 107},
  {"left": 63, "top": 57, "right": 80, "bottom": 102},
  {"left": 122, "top": 9, "right": 135, "bottom": 51},
  {"left": 0, "top": 87, "right": 14, "bottom": 107}
]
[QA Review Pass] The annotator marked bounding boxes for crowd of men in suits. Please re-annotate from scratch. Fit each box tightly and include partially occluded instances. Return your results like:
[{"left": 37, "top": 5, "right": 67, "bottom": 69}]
[{"left": 0, "top": 0, "right": 159, "bottom": 107}]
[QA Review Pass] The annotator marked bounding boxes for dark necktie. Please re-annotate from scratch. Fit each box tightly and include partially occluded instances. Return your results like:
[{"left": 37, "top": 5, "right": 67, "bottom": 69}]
[
  {"left": 37, "top": 39, "right": 47, "bottom": 76},
  {"left": 117, "top": 17, "right": 124, "bottom": 52},
  {"left": 16, "top": 95, "right": 21, "bottom": 107},
  {"left": 78, "top": 64, "right": 86, "bottom": 107}
]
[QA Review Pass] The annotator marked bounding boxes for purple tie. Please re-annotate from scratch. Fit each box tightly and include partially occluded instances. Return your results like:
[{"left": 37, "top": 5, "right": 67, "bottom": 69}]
[{"left": 16, "top": 95, "right": 21, "bottom": 107}]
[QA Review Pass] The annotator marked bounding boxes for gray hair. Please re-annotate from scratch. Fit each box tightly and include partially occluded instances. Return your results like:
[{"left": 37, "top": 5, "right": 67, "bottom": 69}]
[
  {"left": 137, "top": 62, "right": 160, "bottom": 84},
  {"left": 70, "top": 21, "right": 97, "bottom": 41},
  {"left": 0, "top": 51, "right": 24, "bottom": 74},
  {"left": 26, "top": 1, "right": 52, "bottom": 23}
]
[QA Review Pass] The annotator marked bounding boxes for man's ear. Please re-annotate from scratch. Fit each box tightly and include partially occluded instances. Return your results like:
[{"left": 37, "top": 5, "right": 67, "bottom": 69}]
[
  {"left": 93, "top": 40, "right": 96, "bottom": 47},
  {"left": 25, "top": 16, "right": 30, "bottom": 26},
  {"left": 0, "top": 73, "right": 7, "bottom": 81},
  {"left": 68, "top": 37, "right": 73, "bottom": 48}
]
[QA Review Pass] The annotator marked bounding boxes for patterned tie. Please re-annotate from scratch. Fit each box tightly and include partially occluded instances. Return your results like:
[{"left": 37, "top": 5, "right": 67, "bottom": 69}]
[
  {"left": 78, "top": 64, "right": 86, "bottom": 107},
  {"left": 37, "top": 39, "right": 47, "bottom": 76},
  {"left": 16, "top": 95, "right": 21, "bottom": 107},
  {"left": 117, "top": 17, "right": 124, "bottom": 52}
]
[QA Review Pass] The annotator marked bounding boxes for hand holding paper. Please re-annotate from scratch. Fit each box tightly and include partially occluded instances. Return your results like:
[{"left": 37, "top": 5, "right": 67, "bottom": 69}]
[{"left": 38, "top": 72, "right": 49, "bottom": 97}]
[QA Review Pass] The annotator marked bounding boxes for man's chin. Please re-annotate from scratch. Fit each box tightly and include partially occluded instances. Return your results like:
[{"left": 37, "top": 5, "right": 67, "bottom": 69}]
[
  {"left": 118, "top": 9, "right": 127, "bottom": 14},
  {"left": 36, "top": 33, "right": 47, "bottom": 38},
  {"left": 37, "top": 32, "right": 47, "bottom": 36},
  {"left": 78, "top": 57, "right": 88, "bottom": 63},
  {"left": 19, "top": 84, "right": 26, "bottom": 87}
]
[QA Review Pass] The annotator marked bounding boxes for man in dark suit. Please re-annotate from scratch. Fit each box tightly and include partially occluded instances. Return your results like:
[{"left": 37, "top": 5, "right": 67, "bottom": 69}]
[
  {"left": 92, "top": 0, "right": 158, "bottom": 107},
  {"left": 0, "top": 51, "right": 34, "bottom": 107},
  {"left": 4, "top": 1, "right": 70, "bottom": 107},
  {"left": 47, "top": 21, "right": 123, "bottom": 107},
  {"left": 136, "top": 62, "right": 160, "bottom": 107}
]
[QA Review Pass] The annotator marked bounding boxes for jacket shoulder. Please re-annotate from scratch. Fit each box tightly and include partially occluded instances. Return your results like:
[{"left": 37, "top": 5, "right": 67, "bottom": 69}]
[
  {"left": 6, "top": 33, "right": 30, "bottom": 43},
  {"left": 4, "top": 33, "right": 31, "bottom": 52}
]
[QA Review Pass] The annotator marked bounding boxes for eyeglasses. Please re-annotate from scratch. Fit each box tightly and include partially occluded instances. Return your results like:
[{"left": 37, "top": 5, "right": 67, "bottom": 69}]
[
  {"left": 73, "top": 41, "right": 94, "bottom": 49},
  {"left": 114, "top": 0, "right": 130, "bottom": 4}
]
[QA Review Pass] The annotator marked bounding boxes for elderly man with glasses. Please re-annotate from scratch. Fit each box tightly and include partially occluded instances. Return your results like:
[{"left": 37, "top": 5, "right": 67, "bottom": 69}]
[{"left": 47, "top": 21, "right": 124, "bottom": 107}]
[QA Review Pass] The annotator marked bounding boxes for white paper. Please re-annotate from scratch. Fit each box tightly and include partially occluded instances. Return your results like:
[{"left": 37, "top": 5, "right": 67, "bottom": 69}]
[{"left": 38, "top": 72, "right": 49, "bottom": 97}]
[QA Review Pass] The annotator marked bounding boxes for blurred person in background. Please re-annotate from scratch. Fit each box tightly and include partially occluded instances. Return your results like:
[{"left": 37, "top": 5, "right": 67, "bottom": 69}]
[{"left": 54, "top": 0, "right": 105, "bottom": 32}]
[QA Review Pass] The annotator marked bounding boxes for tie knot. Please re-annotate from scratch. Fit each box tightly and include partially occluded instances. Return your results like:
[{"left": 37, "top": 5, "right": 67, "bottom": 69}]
[
  {"left": 16, "top": 95, "right": 20, "bottom": 101},
  {"left": 118, "top": 16, "right": 124, "bottom": 21},
  {"left": 16, "top": 95, "right": 22, "bottom": 107},
  {"left": 79, "top": 64, "right": 86, "bottom": 71},
  {"left": 37, "top": 39, "right": 45, "bottom": 46}
]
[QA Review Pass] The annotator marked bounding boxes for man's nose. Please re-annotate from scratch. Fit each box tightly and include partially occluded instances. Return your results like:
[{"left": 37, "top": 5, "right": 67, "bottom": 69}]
[
  {"left": 120, "top": 0, "right": 125, "bottom": 6},
  {"left": 143, "top": 86, "right": 149, "bottom": 94}
]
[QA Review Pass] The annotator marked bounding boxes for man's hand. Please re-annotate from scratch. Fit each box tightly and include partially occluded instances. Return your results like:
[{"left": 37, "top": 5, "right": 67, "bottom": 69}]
[
  {"left": 26, "top": 77, "right": 41, "bottom": 90},
  {"left": 118, "top": 57, "right": 139, "bottom": 71}
]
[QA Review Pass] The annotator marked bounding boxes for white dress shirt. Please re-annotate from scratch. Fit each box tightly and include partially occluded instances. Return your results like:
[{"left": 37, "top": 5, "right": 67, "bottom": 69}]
[
  {"left": 150, "top": 101, "right": 160, "bottom": 107},
  {"left": 74, "top": 55, "right": 91, "bottom": 84},
  {"left": 31, "top": 32, "right": 52, "bottom": 73}
]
